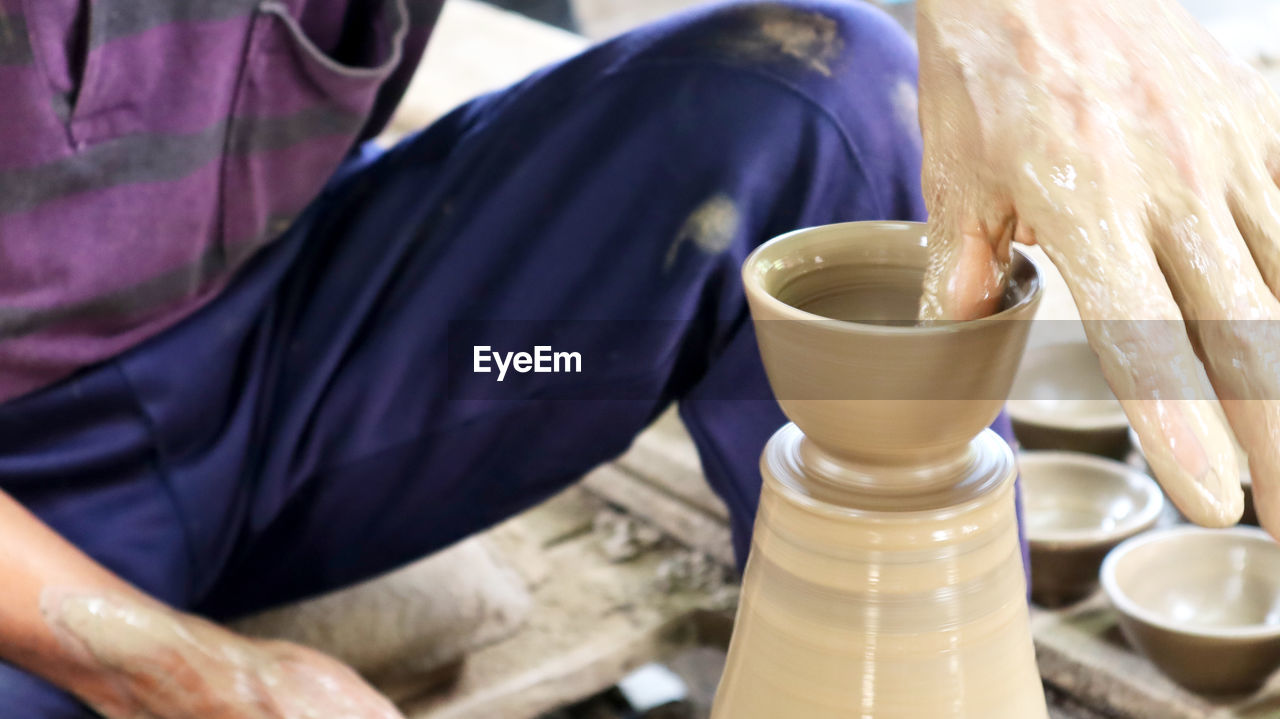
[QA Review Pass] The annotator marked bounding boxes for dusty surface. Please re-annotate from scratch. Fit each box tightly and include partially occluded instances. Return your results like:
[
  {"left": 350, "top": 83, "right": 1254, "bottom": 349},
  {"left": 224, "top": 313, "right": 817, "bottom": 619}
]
[
  {"left": 399, "top": 481, "right": 735, "bottom": 719},
  {"left": 231, "top": 536, "right": 532, "bottom": 701},
  {"left": 593, "top": 511, "right": 664, "bottom": 563}
]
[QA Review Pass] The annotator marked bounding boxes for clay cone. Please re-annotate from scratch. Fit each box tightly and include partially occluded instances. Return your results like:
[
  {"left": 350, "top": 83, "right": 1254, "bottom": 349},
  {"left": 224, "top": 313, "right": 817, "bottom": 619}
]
[{"left": 711, "top": 221, "right": 1047, "bottom": 718}]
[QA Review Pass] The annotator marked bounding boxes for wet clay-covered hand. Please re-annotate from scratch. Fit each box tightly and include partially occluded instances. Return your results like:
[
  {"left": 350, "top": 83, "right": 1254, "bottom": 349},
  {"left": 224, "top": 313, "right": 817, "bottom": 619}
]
[
  {"left": 43, "top": 591, "right": 404, "bottom": 719},
  {"left": 917, "top": 0, "right": 1280, "bottom": 532}
]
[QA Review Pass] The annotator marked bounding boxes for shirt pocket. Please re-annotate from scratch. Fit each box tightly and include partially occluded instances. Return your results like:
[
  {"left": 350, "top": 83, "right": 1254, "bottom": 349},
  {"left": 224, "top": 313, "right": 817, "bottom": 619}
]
[
  {"left": 20, "top": 0, "right": 101, "bottom": 136},
  {"left": 219, "top": 0, "right": 408, "bottom": 265}
]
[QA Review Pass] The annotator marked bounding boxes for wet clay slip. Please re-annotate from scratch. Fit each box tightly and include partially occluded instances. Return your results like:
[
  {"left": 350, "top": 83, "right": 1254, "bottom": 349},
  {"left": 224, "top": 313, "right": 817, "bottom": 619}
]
[
  {"left": 1020, "top": 451, "right": 1163, "bottom": 607},
  {"left": 1131, "top": 424, "right": 1258, "bottom": 526},
  {"left": 711, "top": 222, "right": 1048, "bottom": 718},
  {"left": 1102, "top": 526, "right": 1280, "bottom": 694}
]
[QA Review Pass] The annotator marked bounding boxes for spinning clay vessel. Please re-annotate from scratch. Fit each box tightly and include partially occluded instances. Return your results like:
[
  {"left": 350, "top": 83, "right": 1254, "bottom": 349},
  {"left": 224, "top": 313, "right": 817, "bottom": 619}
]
[{"left": 711, "top": 222, "right": 1048, "bottom": 718}]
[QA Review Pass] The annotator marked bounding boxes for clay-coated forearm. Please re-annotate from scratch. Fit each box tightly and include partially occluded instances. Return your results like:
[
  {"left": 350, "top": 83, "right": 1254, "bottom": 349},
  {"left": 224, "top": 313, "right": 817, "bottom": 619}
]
[
  {"left": 0, "top": 491, "right": 404, "bottom": 718},
  {"left": 0, "top": 490, "right": 155, "bottom": 714}
]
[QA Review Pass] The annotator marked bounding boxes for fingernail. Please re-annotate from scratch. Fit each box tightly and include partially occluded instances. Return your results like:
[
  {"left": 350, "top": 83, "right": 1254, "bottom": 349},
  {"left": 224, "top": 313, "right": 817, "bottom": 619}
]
[
  {"left": 1193, "top": 465, "right": 1244, "bottom": 526},
  {"left": 1145, "top": 400, "right": 1242, "bottom": 525}
]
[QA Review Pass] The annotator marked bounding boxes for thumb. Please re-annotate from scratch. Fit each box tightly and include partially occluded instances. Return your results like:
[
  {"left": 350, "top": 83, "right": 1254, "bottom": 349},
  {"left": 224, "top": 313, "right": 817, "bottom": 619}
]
[{"left": 921, "top": 205, "right": 1010, "bottom": 321}]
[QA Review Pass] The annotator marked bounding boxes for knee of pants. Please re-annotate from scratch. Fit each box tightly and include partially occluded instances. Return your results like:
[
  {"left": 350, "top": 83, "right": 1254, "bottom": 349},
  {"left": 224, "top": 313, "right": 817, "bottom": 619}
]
[
  {"left": 626, "top": 2, "right": 921, "bottom": 139},
  {"left": 611, "top": 1, "right": 926, "bottom": 218}
]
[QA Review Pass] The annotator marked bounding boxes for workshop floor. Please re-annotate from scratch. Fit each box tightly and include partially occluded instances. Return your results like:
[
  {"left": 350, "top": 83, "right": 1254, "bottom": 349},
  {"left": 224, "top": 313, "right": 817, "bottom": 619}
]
[{"left": 541, "top": 648, "right": 724, "bottom": 719}]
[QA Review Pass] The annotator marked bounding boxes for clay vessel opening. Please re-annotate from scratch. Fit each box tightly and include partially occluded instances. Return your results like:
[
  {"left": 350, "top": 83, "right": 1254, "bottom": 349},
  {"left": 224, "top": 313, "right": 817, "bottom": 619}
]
[
  {"left": 756, "top": 234, "right": 1038, "bottom": 328},
  {"left": 776, "top": 262, "right": 1034, "bottom": 326}
]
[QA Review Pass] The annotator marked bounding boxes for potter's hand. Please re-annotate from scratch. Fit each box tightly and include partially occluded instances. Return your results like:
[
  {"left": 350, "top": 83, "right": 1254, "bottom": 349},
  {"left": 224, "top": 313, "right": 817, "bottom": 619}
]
[
  {"left": 45, "top": 592, "right": 404, "bottom": 719},
  {"left": 917, "top": 0, "right": 1280, "bottom": 531}
]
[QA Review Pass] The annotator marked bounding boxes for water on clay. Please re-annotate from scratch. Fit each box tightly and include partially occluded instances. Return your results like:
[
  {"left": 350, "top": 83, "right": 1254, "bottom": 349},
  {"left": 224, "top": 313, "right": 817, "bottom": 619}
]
[
  {"left": 780, "top": 264, "right": 1022, "bottom": 326},
  {"left": 779, "top": 264, "right": 924, "bottom": 326}
]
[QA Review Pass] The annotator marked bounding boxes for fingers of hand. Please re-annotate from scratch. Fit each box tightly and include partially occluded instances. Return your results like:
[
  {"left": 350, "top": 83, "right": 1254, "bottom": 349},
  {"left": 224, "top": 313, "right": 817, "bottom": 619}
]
[
  {"left": 268, "top": 644, "right": 406, "bottom": 719},
  {"left": 1153, "top": 200, "right": 1280, "bottom": 528},
  {"left": 1219, "top": 399, "right": 1280, "bottom": 539},
  {"left": 1126, "top": 396, "right": 1242, "bottom": 526},
  {"left": 1228, "top": 161, "right": 1280, "bottom": 298},
  {"left": 1222, "top": 125, "right": 1280, "bottom": 538},
  {"left": 1014, "top": 221, "right": 1037, "bottom": 247},
  {"left": 1037, "top": 219, "right": 1243, "bottom": 525},
  {"left": 921, "top": 204, "right": 1010, "bottom": 321},
  {"left": 1234, "top": 67, "right": 1280, "bottom": 184},
  {"left": 1102, "top": 322, "right": 1243, "bottom": 525}
]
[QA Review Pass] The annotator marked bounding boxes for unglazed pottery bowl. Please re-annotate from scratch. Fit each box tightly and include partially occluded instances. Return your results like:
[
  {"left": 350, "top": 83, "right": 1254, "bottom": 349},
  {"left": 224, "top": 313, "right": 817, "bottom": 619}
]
[
  {"left": 1020, "top": 451, "right": 1163, "bottom": 607},
  {"left": 1008, "top": 341, "right": 1130, "bottom": 459},
  {"left": 1130, "top": 426, "right": 1257, "bottom": 526},
  {"left": 715, "top": 221, "right": 1051, "bottom": 718},
  {"left": 741, "top": 221, "right": 1042, "bottom": 466},
  {"left": 1102, "top": 526, "right": 1280, "bottom": 694}
]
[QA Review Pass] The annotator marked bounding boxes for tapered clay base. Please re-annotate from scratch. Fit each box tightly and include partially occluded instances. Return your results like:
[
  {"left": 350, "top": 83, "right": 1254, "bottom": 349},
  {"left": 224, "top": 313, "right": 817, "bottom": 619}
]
[{"left": 711, "top": 425, "right": 1047, "bottom": 718}]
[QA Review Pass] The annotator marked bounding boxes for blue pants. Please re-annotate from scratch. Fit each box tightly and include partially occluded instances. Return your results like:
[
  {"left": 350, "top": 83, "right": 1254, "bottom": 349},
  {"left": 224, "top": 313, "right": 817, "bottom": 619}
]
[{"left": 0, "top": 2, "right": 1012, "bottom": 714}]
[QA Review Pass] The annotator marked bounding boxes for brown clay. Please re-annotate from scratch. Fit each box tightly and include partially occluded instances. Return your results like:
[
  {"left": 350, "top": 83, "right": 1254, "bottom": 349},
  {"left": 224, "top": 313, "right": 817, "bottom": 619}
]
[
  {"left": 711, "top": 222, "right": 1047, "bottom": 717},
  {"left": 1020, "top": 451, "right": 1163, "bottom": 607},
  {"left": 1102, "top": 526, "right": 1280, "bottom": 694}
]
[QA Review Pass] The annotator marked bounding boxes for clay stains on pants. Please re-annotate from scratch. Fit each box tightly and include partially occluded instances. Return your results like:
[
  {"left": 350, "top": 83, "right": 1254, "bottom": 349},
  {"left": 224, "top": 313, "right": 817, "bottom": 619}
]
[
  {"left": 891, "top": 77, "right": 922, "bottom": 149},
  {"left": 665, "top": 193, "right": 741, "bottom": 270},
  {"left": 707, "top": 5, "right": 845, "bottom": 78}
]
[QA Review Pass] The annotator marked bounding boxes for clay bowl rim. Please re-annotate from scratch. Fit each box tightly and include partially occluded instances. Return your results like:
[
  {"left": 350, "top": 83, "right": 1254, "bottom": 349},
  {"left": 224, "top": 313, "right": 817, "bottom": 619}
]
[
  {"left": 1101, "top": 525, "right": 1280, "bottom": 641},
  {"left": 1007, "top": 341, "right": 1130, "bottom": 432},
  {"left": 741, "top": 221, "right": 1044, "bottom": 335},
  {"left": 1020, "top": 450, "right": 1164, "bottom": 550}
]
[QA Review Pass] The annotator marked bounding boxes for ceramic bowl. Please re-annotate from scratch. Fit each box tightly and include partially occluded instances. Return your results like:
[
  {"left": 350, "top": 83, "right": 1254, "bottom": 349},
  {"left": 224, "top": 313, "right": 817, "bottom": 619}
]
[
  {"left": 1021, "top": 451, "right": 1163, "bottom": 607},
  {"left": 1102, "top": 526, "right": 1280, "bottom": 694},
  {"left": 1008, "top": 342, "right": 1130, "bottom": 459},
  {"left": 741, "top": 221, "right": 1042, "bottom": 464},
  {"left": 1129, "top": 426, "right": 1256, "bottom": 526}
]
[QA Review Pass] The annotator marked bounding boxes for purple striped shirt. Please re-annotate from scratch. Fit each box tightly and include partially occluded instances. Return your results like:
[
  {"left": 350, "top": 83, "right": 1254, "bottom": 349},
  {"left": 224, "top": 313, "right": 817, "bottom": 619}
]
[{"left": 0, "top": 0, "right": 443, "bottom": 402}]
